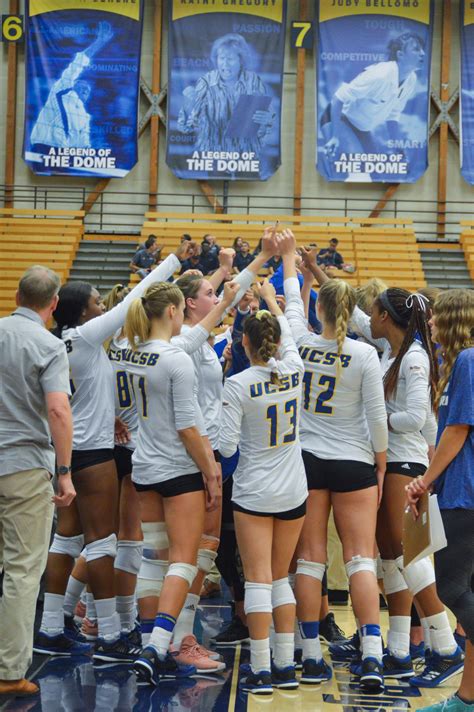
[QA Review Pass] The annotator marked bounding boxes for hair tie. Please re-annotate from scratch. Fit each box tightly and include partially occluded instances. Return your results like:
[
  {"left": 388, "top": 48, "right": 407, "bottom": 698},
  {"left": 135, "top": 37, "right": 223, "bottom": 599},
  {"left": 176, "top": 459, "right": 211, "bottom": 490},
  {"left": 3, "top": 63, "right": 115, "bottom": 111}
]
[
  {"left": 405, "top": 293, "right": 429, "bottom": 312},
  {"left": 255, "top": 309, "right": 271, "bottom": 321}
]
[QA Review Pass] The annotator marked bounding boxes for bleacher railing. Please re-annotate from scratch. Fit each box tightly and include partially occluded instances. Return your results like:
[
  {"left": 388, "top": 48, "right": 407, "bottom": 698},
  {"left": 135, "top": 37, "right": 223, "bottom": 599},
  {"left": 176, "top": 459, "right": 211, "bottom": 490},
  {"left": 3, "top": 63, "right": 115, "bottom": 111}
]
[{"left": 1, "top": 184, "right": 472, "bottom": 241}]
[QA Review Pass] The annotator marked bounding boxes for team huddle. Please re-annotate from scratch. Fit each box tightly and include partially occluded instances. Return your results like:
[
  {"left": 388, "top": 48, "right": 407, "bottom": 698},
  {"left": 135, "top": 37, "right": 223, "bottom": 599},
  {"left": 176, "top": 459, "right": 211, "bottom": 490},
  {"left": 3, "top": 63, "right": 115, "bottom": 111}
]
[{"left": 30, "top": 228, "right": 473, "bottom": 703}]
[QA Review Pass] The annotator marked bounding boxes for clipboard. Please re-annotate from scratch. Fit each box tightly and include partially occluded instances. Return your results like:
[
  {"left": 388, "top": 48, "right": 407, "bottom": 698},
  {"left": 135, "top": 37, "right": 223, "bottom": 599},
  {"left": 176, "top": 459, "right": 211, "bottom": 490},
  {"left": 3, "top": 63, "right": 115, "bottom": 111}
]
[
  {"left": 225, "top": 95, "right": 272, "bottom": 140},
  {"left": 403, "top": 493, "right": 447, "bottom": 567}
]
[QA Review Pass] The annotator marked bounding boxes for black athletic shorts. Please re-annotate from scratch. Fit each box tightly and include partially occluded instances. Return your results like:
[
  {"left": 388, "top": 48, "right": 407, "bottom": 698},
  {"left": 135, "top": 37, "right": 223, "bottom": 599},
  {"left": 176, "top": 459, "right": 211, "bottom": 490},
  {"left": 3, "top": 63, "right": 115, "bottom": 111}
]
[
  {"left": 213, "top": 449, "right": 221, "bottom": 464},
  {"left": 113, "top": 445, "right": 133, "bottom": 480},
  {"left": 387, "top": 462, "right": 427, "bottom": 477},
  {"left": 302, "top": 450, "right": 377, "bottom": 493},
  {"left": 133, "top": 472, "right": 204, "bottom": 498},
  {"left": 232, "top": 500, "right": 307, "bottom": 521},
  {"left": 72, "top": 448, "right": 114, "bottom": 474}
]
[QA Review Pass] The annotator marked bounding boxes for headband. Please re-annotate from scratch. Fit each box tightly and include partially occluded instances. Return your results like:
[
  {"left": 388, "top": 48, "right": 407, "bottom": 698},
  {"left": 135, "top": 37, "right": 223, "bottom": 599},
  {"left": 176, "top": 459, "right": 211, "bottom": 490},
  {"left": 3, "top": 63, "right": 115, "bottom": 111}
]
[{"left": 378, "top": 290, "right": 407, "bottom": 326}]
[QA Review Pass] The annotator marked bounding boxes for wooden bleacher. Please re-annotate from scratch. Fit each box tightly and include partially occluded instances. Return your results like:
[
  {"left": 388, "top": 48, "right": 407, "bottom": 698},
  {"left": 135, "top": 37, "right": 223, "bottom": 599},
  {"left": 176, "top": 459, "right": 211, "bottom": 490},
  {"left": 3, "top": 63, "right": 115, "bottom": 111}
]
[
  {"left": 138, "top": 212, "right": 425, "bottom": 291},
  {"left": 460, "top": 221, "right": 474, "bottom": 281},
  {"left": 0, "top": 208, "right": 84, "bottom": 316}
]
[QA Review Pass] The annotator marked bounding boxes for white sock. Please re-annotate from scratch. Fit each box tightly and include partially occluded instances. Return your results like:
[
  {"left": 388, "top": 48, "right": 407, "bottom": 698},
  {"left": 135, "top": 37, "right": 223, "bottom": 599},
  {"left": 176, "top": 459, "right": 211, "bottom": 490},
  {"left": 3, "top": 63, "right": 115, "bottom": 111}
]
[
  {"left": 273, "top": 633, "right": 294, "bottom": 669},
  {"left": 360, "top": 624, "right": 383, "bottom": 663},
  {"left": 63, "top": 576, "right": 86, "bottom": 617},
  {"left": 116, "top": 595, "right": 136, "bottom": 634},
  {"left": 269, "top": 619, "right": 275, "bottom": 654},
  {"left": 172, "top": 593, "right": 199, "bottom": 647},
  {"left": 86, "top": 591, "right": 97, "bottom": 621},
  {"left": 298, "top": 621, "right": 322, "bottom": 662},
  {"left": 149, "top": 626, "right": 173, "bottom": 658},
  {"left": 425, "top": 612, "right": 457, "bottom": 655},
  {"left": 250, "top": 638, "right": 271, "bottom": 674},
  {"left": 421, "top": 617, "right": 431, "bottom": 651},
  {"left": 40, "top": 593, "right": 65, "bottom": 635},
  {"left": 294, "top": 619, "right": 303, "bottom": 650},
  {"left": 95, "top": 598, "right": 120, "bottom": 641},
  {"left": 142, "top": 631, "right": 151, "bottom": 647},
  {"left": 387, "top": 616, "right": 411, "bottom": 658}
]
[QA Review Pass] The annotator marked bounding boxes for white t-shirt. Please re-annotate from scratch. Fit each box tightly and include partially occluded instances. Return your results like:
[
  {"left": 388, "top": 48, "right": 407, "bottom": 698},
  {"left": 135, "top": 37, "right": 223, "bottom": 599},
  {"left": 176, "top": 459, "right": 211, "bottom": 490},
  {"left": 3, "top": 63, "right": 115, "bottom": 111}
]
[
  {"left": 63, "top": 254, "right": 180, "bottom": 451},
  {"left": 350, "top": 305, "right": 432, "bottom": 464},
  {"left": 335, "top": 61, "right": 418, "bottom": 132},
  {"left": 284, "top": 278, "right": 388, "bottom": 463},
  {"left": 219, "top": 316, "right": 308, "bottom": 513},
  {"left": 124, "top": 340, "right": 199, "bottom": 485}
]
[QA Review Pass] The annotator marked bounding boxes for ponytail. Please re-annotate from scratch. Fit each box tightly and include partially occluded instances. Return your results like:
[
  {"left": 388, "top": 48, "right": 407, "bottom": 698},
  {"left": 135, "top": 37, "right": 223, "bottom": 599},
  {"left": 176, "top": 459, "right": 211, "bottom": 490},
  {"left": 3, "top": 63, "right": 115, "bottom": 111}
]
[
  {"left": 124, "top": 282, "right": 183, "bottom": 349},
  {"left": 377, "top": 289, "right": 438, "bottom": 406}
]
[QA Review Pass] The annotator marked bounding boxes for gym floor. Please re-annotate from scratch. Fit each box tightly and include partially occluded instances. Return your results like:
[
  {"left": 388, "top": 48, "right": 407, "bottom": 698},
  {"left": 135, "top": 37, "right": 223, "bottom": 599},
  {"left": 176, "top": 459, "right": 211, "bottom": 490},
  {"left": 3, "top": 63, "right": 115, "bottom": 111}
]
[{"left": 0, "top": 597, "right": 461, "bottom": 712}]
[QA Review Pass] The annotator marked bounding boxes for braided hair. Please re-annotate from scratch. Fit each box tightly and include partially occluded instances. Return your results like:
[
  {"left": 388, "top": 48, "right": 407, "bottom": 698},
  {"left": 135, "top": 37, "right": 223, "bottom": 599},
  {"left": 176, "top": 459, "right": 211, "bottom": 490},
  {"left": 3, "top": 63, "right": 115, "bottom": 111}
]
[
  {"left": 243, "top": 309, "right": 282, "bottom": 385},
  {"left": 376, "top": 288, "right": 438, "bottom": 406}
]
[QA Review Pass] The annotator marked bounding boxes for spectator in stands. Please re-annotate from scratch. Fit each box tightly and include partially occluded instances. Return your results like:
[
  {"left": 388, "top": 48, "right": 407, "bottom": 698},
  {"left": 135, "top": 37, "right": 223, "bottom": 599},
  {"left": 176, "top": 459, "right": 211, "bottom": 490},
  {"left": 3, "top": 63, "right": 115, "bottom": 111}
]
[
  {"left": 252, "top": 238, "right": 263, "bottom": 257},
  {"left": 317, "top": 238, "right": 344, "bottom": 272},
  {"left": 232, "top": 237, "right": 244, "bottom": 253},
  {"left": 199, "top": 234, "right": 221, "bottom": 274},
  {"left": 179, "top": 243, "right": 204, "bottom": 275},
  {"left": 181, "top": 233, "right": 193, "bottom": 243},
  {"left": 233, "top": 241, "right": 253, "bottom": 273},
  {"left": 136, "top": 235, "right": 163, "bottom": 260},
  {"left": 130, "top": 237, "right": 160, "bottom": 280},
  {"left": 265, "top": 253, "right": 282, "bottom": 275}
]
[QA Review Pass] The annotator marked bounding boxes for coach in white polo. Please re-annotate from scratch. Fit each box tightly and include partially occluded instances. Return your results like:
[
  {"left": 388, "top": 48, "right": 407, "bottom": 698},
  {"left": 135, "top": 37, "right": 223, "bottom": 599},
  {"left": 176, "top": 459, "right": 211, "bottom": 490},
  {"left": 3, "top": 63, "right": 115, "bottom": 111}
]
[{"left": 0, "top": 266, "right": 75, "bottom": 698}]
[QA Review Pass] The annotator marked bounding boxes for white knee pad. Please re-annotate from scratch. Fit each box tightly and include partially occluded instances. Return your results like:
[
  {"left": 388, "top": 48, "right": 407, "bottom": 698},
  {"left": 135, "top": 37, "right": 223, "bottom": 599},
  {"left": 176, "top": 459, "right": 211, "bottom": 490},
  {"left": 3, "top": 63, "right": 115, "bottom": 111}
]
[
  {"left": 272, "top": 578, "right": 296, "bottom": 610},
  {"left": 396, "top": 555, "right": 435, "bottom": 597},
  {"left": 345, "top": 555, "right": 376, "bottom": 579},
  {"left": 165, "top": 562, "right": 198, "bottom": 587},
  {"left": 85, "top": 534, "right": 117, "bottom": 563},
  {"left": 141, "top": 522, "right": 168, "bottom": 551},
  {"left": 49, "top": 534, "right": 84, "bottom": 559},
  {"left": 136, "top": 558, "right": 168, "bottom": 599},
  {"left": 296, "top": 559, "right": 326, "bottom": 581},
  {"left": 197, "top": 549, "right": 218, "bottom": 574},
  {"left": 244, "top": 582, "right": 273, "bottom": 615},
  {"left": 382, "top": 559, "right": 408, "bottom": 595},
  {"left": 115, "top": 540, "right": 143, "bottom": 576}
]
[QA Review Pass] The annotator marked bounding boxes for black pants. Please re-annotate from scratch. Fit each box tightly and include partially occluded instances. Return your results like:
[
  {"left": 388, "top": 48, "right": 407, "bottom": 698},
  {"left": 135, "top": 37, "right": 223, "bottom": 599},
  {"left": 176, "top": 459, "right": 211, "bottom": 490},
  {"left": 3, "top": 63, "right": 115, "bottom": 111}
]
[
  {"left": 435, "top": 508, "right": 474, "bottom": 644},
  {"left": 216, "top": 478, "right": 245, "bottom": 602}
]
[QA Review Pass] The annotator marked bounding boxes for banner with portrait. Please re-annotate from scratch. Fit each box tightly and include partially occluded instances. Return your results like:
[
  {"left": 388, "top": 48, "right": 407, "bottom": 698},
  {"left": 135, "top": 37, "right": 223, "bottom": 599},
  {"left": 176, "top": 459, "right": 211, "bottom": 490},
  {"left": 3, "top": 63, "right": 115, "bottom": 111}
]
[
  {"left": 316, "top": 0, "right": 434, "bottom": 183},
  {"left": 166, "top": 0, "right": 286, "bottom": 181},
  {"left": 461, "top": 1, "right": 474, "bottom": 184},
  {"left": 23, "top": 0, "right": 143, "bottom": 178}
]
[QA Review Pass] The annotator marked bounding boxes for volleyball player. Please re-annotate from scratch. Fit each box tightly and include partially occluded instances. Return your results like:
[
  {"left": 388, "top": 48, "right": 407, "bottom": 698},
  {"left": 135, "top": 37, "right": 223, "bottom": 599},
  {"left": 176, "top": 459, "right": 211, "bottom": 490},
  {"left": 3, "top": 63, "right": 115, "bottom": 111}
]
[
  {"left": 347, "top": 286, "right": 464, "bottom": 686},
  {"left": 407, "top": 289, "right": 474, "bottom": 712},
  {"left": 219, "top": 279, "right": 307, "bottom": 695},
  {"left": 280, "top": 231, "right": 388, "bottom": 690},
  {"left": 125, "top": 282, "right": 237, "bottom": 684},
  {"left": 35, "top": 242, "right": 193, "bottom": 663}
]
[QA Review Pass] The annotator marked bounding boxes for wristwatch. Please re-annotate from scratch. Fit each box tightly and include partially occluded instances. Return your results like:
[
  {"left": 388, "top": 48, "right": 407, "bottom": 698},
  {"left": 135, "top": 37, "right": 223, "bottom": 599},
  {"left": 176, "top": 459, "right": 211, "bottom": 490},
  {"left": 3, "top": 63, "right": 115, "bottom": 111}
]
[{"left": 56, "top": 465, "right": 72, "bottom": 476}]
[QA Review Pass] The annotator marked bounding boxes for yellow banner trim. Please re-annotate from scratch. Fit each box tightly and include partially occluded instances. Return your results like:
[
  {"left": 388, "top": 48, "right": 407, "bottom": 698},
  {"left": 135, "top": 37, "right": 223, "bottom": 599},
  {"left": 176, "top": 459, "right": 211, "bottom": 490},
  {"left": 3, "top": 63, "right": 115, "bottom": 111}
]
[
  {"left": 319, "top": 0, "right": 430, "bottom": 25},
  {"left": 172, "top": 0, "right": 283, "bottom": 23},
  {"left": 29, "top": 0, "right": 140, "bottom": 21}
]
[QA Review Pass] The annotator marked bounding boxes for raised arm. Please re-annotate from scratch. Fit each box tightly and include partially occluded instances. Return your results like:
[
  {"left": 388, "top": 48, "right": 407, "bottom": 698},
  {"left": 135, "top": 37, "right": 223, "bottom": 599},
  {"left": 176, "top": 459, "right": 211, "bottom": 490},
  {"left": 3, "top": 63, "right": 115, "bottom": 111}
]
[
  {"left": 227, "top": 228, "right": 280, "bottom": 306},
  {"left": 219, "top": 379, "right": 243, "bottom": 459}
]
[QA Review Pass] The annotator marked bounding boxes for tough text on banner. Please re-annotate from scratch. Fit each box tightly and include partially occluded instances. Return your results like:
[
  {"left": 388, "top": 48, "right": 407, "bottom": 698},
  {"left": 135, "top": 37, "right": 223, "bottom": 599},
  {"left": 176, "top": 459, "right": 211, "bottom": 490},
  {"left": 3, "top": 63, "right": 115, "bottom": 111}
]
[
  {"left": 460, "top": 0, "right": 474, "bottom": 185},
  {"left": 166, "top": 0, "right": 286, "bottom": 181},
  {"left": 316, "top": 0, "right": 434, "bottom": 184},
  {"left": 23, "top": 0, "right": 143, "bottom": 178}
]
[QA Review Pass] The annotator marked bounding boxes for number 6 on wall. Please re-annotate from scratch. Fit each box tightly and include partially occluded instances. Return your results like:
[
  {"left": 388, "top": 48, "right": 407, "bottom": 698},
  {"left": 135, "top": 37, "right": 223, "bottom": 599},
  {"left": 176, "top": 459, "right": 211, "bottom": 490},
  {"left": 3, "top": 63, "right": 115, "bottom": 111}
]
[{"left": 1, "top": 15, "right": 24, "bottom": 42}]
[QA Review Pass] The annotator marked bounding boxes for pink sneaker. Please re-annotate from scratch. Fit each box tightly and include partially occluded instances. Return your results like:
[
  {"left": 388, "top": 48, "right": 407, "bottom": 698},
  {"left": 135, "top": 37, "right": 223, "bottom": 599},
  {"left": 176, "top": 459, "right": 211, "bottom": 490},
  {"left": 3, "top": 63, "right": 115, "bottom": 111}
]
[
  {"left": 176, "top": 635, "right": 226, "bottom": 673},
  {"left": 74, "top": 600, "right": 86, "bottom": 623},
  {"left": 81, "top": 617, "right": 98, "bottom": 641}
]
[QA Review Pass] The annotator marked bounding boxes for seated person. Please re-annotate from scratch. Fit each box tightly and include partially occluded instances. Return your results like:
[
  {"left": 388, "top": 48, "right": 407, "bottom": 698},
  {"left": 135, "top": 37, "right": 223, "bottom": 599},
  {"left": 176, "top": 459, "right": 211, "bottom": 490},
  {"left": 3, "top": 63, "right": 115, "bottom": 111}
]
[
  {"left": 129, "top": 236, "right": 159, "bottom": 279},
  {"left": 317, "top": 238, "right": 344, "bottom": 272},
  {"left": 233, "top": 241, "right": 253, "bottom": 273}
]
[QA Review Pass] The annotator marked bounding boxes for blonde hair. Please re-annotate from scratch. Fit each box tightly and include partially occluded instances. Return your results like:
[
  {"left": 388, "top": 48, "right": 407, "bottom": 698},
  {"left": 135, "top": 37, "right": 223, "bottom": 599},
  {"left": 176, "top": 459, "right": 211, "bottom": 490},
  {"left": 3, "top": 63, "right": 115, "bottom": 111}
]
[
  {"left": 103, "top": 284, "right": 130, "bottom": 312},
  {"left": 318, "top": 279, "right": 357, "bottom": 361},
  {"left": 434, "top": 289, "right": 474, "bottom": 411},
  {"left": 355, "top": 278, "right": 388, "bottom": 315},
  {"left": 243, "top": 310, "right": 282, "bottom": 384},
  {"left": 124, "top": 282, "right": 183, "bottom": 349}
]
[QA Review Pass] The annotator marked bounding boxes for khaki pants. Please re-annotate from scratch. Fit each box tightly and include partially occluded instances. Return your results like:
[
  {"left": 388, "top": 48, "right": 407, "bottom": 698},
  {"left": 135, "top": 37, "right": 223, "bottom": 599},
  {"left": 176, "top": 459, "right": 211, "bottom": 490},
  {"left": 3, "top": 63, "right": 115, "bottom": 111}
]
[
  {"left": 0, "top": 468, "right": 54, "bottom": 679},
  {"left": 327, "top": 509, "right": 348, "bottom": 591}
]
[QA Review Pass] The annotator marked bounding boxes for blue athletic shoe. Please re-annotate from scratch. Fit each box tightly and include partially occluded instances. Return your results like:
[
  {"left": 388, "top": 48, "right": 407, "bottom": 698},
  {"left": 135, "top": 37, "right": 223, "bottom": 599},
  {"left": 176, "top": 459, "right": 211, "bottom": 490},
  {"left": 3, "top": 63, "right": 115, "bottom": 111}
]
[
  {"left": 360, "top": 657, "right": 384, "bottom": 691},
  {"left": 410, "top": 641, "right": 425, "bottom": 662},
  {"left": 33, "top": 631, "right": 92, "bottom": 657},
  {"left": 300, "top": 658, "right": 332, "bottom": 685},
  {"left": 329, "top": 631, "right": 360, "bottom": 660},
  {"left": 349, "top": 652, "right": 363, "bottom": 675},
  {"left": 294, "top": 647, "right": 303, "bottom": 670},
  {"left": 239, "top": 664, "right": 273, "bottom": 695},
  {"left": 454, "top": 631, "right": 467, "bottom": 653},
  {"left": 93, "top": 635, "right": 141, "bottom": 664},
  {"left": 271, "top": 664, "right": 298, "bottom": 689},
  {"left": 134, "top": 647, "right": 196, "bottom": 686},
  {"left": 64, "top": 614, "right": 88, "bottom": 644},
  {"left": 383, "top": 652, "right": 415, "bottom": 679},
  {"left": 410, "top": 648, "right": 464, "bottom": 688},
  {"left": 121, "top": 623, "right": 142, "bottom": 649},
  {"left": 413, "top": 694, "right": 474, "bottom": 712}
]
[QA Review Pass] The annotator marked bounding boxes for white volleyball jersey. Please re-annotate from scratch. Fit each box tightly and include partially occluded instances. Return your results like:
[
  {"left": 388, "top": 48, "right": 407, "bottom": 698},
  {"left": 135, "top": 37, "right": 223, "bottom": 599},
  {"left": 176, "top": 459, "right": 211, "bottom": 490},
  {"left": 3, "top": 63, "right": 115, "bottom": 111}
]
[
  {"left": 62, "top": 254, "right": 180, "bottom": 451},
  {"left": 284, "top": 278, "right": 388, "bottom": 463},
  {"left": 219, "top": 316, "right": 308, "bottom": 513},
  {"left": 351, "top": 305, "right": 432, "bottom": 465},
  {"left": 108, "top": 332, "right": 139, "bottom": 451},
  {"left": 180, "top": 325, "right": 223, "bottom": 450},
  {"left": 122, "top": 340, "right": 199, "bottom": 484}
]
